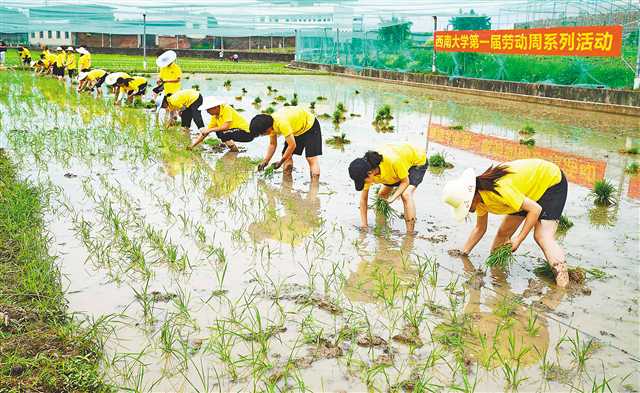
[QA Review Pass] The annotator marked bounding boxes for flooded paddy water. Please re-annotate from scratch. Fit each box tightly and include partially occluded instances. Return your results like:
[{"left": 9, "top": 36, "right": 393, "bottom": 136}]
[{"left": 1, "top": 70, "right": 639, "bottom": 392}]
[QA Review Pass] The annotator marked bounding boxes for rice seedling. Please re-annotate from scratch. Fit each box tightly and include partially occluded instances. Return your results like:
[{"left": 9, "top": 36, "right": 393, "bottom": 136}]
[
  {"left": 290, "top": 93, "right": 299, "bottom": 106},
  {"left": 275, "top": 95, "right": 287, "bottom": 101},
  {"left": 373, "top": 105, "right": 394, "bottom": 131},
  {"left": 336, "top": 102, "right": 347, "bottom": 113},
  {"left": 317, "top": 113, "right": 331, "bottom": 120},
  {"left": 191, "top": 84, "right": 200, "bottom": 91},
  {"left": 370, "top": 194, "right": 401, "bottom": 221},
  {"left": 241, "top": 87, "right": 248, "bottom": 94},
  {"left": 485, "top": 244, "right": 515, "bottom": 269},
  {"left": 252, "top": 96, "right": 262, "bottom": 106},
  {"left": 520, "top": 138, "right": 536, "bottom": 147},
  {"left": 563, "top": 330, "right": 594, "bottom": 370},
  {"left": 519, "top": 125, "right": 536, "bottom": 135},
  {"left": 526, "top": 307, "right": 540, "bottom": 337},
  {"left": 262, "top": 106, "right": 275, "bottom": 115},
  {"left": 620, "top": 146, "right": 639, "bottom": 155},
  {"left": 590, "top": 179, "right": 617, "bottom": 206},
  {"left": 449, "top": 125, "right": 465, "bottom": 130},
  {"left": 316, "top": 95, "right": 327, "bottom": 101},
  {"left": 558, "top": 214, "right": 574, "bottom": 232},
  {"left": 223, "top": 79, "right": 232, "bottom": 88},
  {"left": 428, "top": 152, "right": 453, "bottom": 168},
  {"left": 332, "top": 109, "right": 346, "bottom": 124},
  {"left": 355, "top": 90, "right": 360, "bottom": 94},
  {"left": 625, "top": 162, "right": 639, "bottom": 174},
  {"left": 309, "top": 101, "right": 316, "bottom": 110},
  {"left": 326, "top": 133, "right": 351, "bottom": 146}
]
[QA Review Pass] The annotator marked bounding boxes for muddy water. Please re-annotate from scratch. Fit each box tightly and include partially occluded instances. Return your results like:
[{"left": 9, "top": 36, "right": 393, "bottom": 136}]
[{"left": 1, "top": 71, "right": 639, "bottom": 392}]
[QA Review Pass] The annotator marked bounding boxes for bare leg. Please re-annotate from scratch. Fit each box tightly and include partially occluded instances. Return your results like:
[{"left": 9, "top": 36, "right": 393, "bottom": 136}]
[
  {"left": 490, "top": 215, "right": 525, "bottom": 251},
  {"left": 400, "top": 185, "right": 417, "bottom": 233},
  {"left": 378, "top": 186, "right": 394, "bottom": 199},
  {"left": 224, "top": 141, "right": 239, "bottom": 152},
  {"left": 306, "top": 156, "right": 320, "bottom": 179},
  {"left": 534, "top": 220, "right": 569, "bottom": 288},
  {"left": 283, "top": 156, "right": 294, "bottom": 173}
]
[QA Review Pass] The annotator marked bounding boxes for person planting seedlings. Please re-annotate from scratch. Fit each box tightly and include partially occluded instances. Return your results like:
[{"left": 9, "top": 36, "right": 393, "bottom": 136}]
[
  {"left": 77, "top": 47, "right": 91, "bottom": 72},
  {"left": 18, "top": 46, "right": 32, "bottom": 65},
  {"left": 53, "top": 47, "right": 66, "bottom": 80},
  {"left": 65, "top": 47, "right": 77, "bottom": 80},
  {"left": 250, "top": 106, "right": 322, "bottom": 179},
  {"left": 78, "top": 69, "right": 109, "bottom": 96},
  {"left": 155, "top": 50, "right": 182, "bottom": 96},
  {"left": 156, "top": 88, "right": 204, "bottom": 132},
  {"left": 190, "top": 97, "right": 257, "bottom": 151},
  {"left": 441, "top": 158, "right": 569, "bottom": 287},
  {"left": 104, "top": 72, "right": 132, "bottom": 102},
  {"left": 348, "top": 143, "right": 428, "bottom": 233}
]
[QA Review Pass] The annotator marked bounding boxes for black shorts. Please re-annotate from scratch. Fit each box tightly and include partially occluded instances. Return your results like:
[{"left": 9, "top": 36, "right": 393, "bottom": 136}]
[
  {"left": 68, "top": 69, "right": 77, "bottom": 78},
  {"left": 216, "top": 128, "right": 257, "bottom": 143},
  {"left": 281, "top": 119, "right": 322, "bottom": 158},
  {"left": 152, "top": 84, "right": 164, "bottom": 94},
  {"left": 80, "top": 68, "right": 91, "bottom": 73},
  {"left": 23, "top": 57, "right": 31, "bottom": 65},
  {"left": 385, "top": 163, "right": 428, "bottom": 188},
  {"left": 94, "top": 74, "right": 107, "bottom": 88},
  {"left": 53, "top": 65, "right": 65, "bottom": 76},
  {"left": 510, "top": 172, "right": 567, "bottom": 221},
  {"left": 180, "top": 95, "right": 204, "bottom": 129},
  {"left": 132, "top": 83, "right": 147, "bottom": 96}
]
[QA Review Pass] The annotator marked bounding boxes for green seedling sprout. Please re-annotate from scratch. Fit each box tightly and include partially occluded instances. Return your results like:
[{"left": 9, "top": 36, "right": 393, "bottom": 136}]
[
  {"left": 590, "top": 179, "right": 617, "bottom": 206},
  {"left": 519, "top": 138, "right": 536, "bottom": 147},
  {"left": 449, "top": 125, "right": 464, "bottom": 130},
  {"left": 557, "top": 214, "right": 574, "bottom": 233},
  {"left": 370, "top": 193, "right": 401, "bottom": 221},
  {"left": 625, "top": 162, "right": 639, "bottom": 174},
  {"left": 519, "top": 125, "right": 536, "bottom": 135},
  {"left": 485, "top": 244, "right": 515, "bottom": 269},
  {"left": 223, "top": 79, "right": 232, "bottom": 88}
]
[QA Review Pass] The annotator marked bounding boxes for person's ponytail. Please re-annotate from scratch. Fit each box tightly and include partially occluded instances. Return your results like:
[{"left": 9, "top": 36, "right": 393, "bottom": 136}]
[
  {"left": 364, "top": 151, "right": 383, "bottom": 168},
  {"left": 476, "top": 164, "right": 510, "bottom": 195}
]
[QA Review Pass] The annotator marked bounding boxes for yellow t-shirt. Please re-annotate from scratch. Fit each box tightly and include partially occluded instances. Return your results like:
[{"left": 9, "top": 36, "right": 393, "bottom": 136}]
[
  {"left": 208, "top": 104, "right": 249, "bottom": 132},
  {"left": 365, "top": 143, "right": 427, "bottom": 189},
  {"left": 120, "top": 76, "right": 147, "bottom": 93},
  {"left": 167, "top": 89, "right": 199, "bottom": 110},
  {"left": 20, "top": 48, "right": 31, "bottom": 59},
  {"left": 87, "top": 69, "right": 107, "bottom": 81},
  {"left": 78, "top": 53, "right": 91, "bottom": 70},
  {"left": 476, "top": 159, "right": 562, "bottom": 216},
  {"left": 66, "top": 53, "right": 77, "bottom": 69},
  {"left": 271, "top": 107, "right": 316, "bottom": 137},
  {"left": 55, "top": 52, "right": 66, "bottom": 67},
  {"left": 44, "top": 51, "right": 56, "bottom": 66},
  {"left": 159, "top": 63, "right": 182, "bottom": 95}
]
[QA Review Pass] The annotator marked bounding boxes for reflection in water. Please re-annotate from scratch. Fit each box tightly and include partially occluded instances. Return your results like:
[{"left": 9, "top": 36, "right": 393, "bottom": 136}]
[
  {"left": 588, "top": 205, "right": 618, "bottom": 229},
  {"left": 248, "top": 175, "right": 322, "bottom": 245},
  {"left": 206, "top": 152, "right": 256, "bottom": 199},
  {"left": 343, "top": 233, "right": 416, "bottom": 304}
]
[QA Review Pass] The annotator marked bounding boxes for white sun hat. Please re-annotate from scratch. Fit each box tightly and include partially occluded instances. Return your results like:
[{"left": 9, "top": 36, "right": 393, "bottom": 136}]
[
  {"left": 155, "top": 93, "right": 166, "bottom": 110},
  {"left": 78, "top": 71, "right": 90, "bottom": 81},
  {"left": 442, "top": 168, "right": 477, "bottom": 222},
  {"left": 156, "top": 50, "right": 177, "bottom": 68},
  {"left": 66, "top": 46, "right": 74, "bottom": 51},
  {"left": 56, "top": 46, "right": 63, "bottom": 51},
  {"left": 198, "top": 96, "right": 225, "bottom": 111},
  {"left": 77, "top": 47, "right": 89, "bottom": 55},
  {"left": 105, "top": 72, "right": 128, "bottom": 86}
]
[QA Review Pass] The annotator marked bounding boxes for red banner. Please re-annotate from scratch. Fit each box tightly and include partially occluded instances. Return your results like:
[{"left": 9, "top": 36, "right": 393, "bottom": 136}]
[{"left": 434, "top": 25, "right": 622, "bottom": 57}]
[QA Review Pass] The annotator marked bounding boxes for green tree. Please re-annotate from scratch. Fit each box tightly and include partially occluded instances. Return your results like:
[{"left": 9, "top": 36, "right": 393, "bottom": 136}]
[
  {"left": 377, "top": 17, "right": 413, "bottom": 48},
  {"left": 449, "top": 9, "right": 491, "bottom": 31}
]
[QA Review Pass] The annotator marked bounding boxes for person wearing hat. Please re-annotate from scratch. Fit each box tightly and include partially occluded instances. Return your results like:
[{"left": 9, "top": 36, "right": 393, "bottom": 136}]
[
  {"left": 53, "top": 47, "right": 66, "bottom": 80},
  {"left": 42, "top": 46, "right": 56, "bottom": 75},
  {"left": 113, "top": 75, "right": 148, "bottom": 105},
  {"left": 78, "top": 69, "right": 109, "bottom": 96},
  {"left": 104, "top": 72, "right": 132, "bottom": 103},
  {"left": 37, "top": 53, "right": 52, "bottom": 75},
  {"left": 441, "top": 158, "right": 569, "bottom": 288},
  {"left": 190, "top": 97, "right": 255, "bottom": 151},
  {"left": 156, "top": 88, "right": 204, "bottom": 131},
  {"left": 18, "top": 46, "right": 32, "bottom": 65},
  {"left": 250, "top": 107, "right": 322, "bottom": 179},
  {"left": 348, "top": 143, "right": 427, "bottom": 233},
  {"left": 77, "top": 47, "right": 91, "bottom": 73},
  {"left": 156, "top": 50, "right": 182, "bottom": 96},
  {"left": 65, "top": 47, "right": 77, "bottom": 79}
]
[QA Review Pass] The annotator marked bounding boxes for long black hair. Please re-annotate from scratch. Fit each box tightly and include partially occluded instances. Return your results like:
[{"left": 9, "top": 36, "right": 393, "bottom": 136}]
[
  {"left": 364, "top": 151, "right": 383, "bottom": 169},
  {"left": 476, "top": 164, "right": 511, "bottom": 195}
]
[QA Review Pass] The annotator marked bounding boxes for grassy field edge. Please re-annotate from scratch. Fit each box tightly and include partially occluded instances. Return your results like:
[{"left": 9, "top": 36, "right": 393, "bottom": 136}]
[{"left": 0, "top": 149, "right": 110, "bottom": 392}]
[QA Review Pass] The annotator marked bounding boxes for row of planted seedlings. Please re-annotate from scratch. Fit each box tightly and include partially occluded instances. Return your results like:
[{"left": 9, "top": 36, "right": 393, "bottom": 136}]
[{"left": 1, "top": 70, "right": 619, "bottom": 391}]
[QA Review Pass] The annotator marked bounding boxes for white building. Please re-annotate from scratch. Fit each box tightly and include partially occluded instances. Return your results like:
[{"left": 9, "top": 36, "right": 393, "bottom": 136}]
[{"left": 28, "top": 30, "right": 73, "bottom": 47}]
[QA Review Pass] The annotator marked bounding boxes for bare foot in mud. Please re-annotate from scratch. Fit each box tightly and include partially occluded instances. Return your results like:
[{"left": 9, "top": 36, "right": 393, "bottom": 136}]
[{"left": 448, "top": 249, "right": 467, "bottom": 257}]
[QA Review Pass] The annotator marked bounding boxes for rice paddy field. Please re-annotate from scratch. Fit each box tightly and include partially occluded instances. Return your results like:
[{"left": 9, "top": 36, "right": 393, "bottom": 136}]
[{"left": 0, "top": 69, "right": 639, "bottom": 392}]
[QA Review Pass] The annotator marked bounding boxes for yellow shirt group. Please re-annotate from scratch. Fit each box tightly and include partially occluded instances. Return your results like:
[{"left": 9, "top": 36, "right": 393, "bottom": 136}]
[
  {"left": 120, "top": 76, "right": 147, "bottom": 94},
  {"left": 66, "top": 53, "right": 77, "bottom": 70},
  {"left": 55, "top": 52, "right": 66, "bottom": 67},
  {"left": 476, "top": 159, "right": 562, "bottom": 216},
  {"left": 159, "top": 63, "right": 182, "bottom": 95},
  {"left": 44, "top": 50, "right": 56, "bottom": 67},
  {"left": 19, "top": 48, "right": 31, "bottom": 59},
  {"left": 271, "top": 107, "right": 316, "bottom": 137},
  {"left": 167, "top": 89, "right": 199, "bottom": 111},
  {"left": 87, "top": 69, "right": 107, "bottom": 81},
  {"left": 78, "top": 53, "right": 91, "bottom": 70},
  {"left": 366, "top": 143, "right": 427, "bottom": 189},
  {"left": 208, "top": 104, "right": 249, "bottom": 132}
]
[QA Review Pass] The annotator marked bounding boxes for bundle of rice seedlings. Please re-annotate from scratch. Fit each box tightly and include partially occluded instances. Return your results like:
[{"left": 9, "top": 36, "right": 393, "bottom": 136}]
[
  {"left": 309, "top": 101, "right": 316, "bottom": 110},
  {"left": 448, "top": 125, "right": 464, "bottom": 130},
  {"left": 428, "top": 152, "right": 453, "bottom": 168},
  {"left": 374, "top": 105, "right": 393, "bottom": 123},
  {"left": 290, "top": 93, "right": 299, "bottom": 106},
  {"left": 326, "top": 133, "right": 351, "bottom": 146},
  {"left": 557, "top": 214, "right": 574, "bottom": 233},
  {"left": 519, "top": 138, "right": 536, "bottom": 147},
  {"left": 262, "top": 106, "right": 275, "bottom": 115},
  {"left": 370, "top": 195, "right": 400, "bottom": 221},
  {"left": 262, "top": 164, "right": 276, "bottom": 178},
  {"left": 241, "top": 88, "right": 248, "bottom": 94},
  {"left": 533, "top": 261, "right": 590, "bottom": 284},
  {"left": 336, "top": 102, "right": 347, "bottom": 113},
  {"left": 625, "top": 162, "right": 639, "bottom": 174},
  {"left": 192, "top": 84, "right": 200, "bottom": 91},
  {"left": 519, "top": 125, "right": 536, "bottom": 135},
  {"left": 223, "top": 80, "right": 232, "bottom": 88},
  {"left": 485, "top": 244, "right": 515, "bottom": 269},
  {"left": 590, "top": 179, "right": 617, "bottom": 206},
  {"left": 252, "top": 97, "right": 262, "bottom": 105},
  {"left": 316, "top": 95, "right": 327, "bottom": 101},
  {"left": 332, "top": 109, "right": 346, "bottom": 124}
]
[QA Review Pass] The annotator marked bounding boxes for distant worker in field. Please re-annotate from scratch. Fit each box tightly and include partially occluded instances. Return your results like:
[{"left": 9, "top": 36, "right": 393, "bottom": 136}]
[
  {"left": 441, "top": 158, "right": 569, "bottom": 288},
  {"left": 0, "top": 41, "right": 6, "bottom": 66},
  {"left": 53, "top": 47, "right": 66, "bottom": 80},
  {"left": 65, "top": 47, "right": 77, "bottom": 79},
  {"left": 250, "top": 106, "right": 322, "bottom": 179},
  {"left": 156, "top": 88, "right": 204, "bottom": 131},
  {"left": 232, "top": 53, "right": 239, "bottom": 62},
  {"left": 77, "top": 47, "right": 91, "bottom": 73},
  {"left": 78, "top": 69, "right": 109, "bottom": 97},
  {"left": 37, "top": 53, "right": 52, "bottom": 75},
  {"left": 18, "top": 46, "right": 32, "bottom": 65},
  {"left": 155, "top": 50, "right": 181, "bottom": 96},
  {"left": 190, "top": 97, "right": 256, "bottom": 151},
  {"left": 42, "top": 46, "right": 56, "bottom": 75},
  {"left": 348, "top": 143, "right": 427, "bottom": 233}
]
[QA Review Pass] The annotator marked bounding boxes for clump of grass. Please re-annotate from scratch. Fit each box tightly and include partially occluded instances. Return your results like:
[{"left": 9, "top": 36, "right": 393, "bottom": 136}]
[
  {"left": 590, "top": 179, "right": 617, "bottom": 206},
  {"left": 332, "top": 109, "right": 346, "bottom": 125},
  {"left": 370, "top": 193, "right": 400, "bottom": 221},
  {"left": 620, "top": 146, "right": 639, "bottom": 155},
  {"left": 326, "top": 133, "right": 351, "bottom": 146},
  {"left": 266, "top": 85, "right": 277, "bottom": 94},
  {"left": 485, "top": 244, "right": 515, "bottom": 269},
  {"left": 519, "top": 125, "right": 536, "bottom": 135},
  {"left": 428, "top": 152, "right": 453, "bottom": 169},
  {"left": 557, "top": 214, "right": 574, "bottom": 233},
  {"left": 289, "top": 93, "right": 299, "bottom": 106},
  {"left": 252, "top": 96, "right": 262, "bottom": 105},
  {"left": 223, "top": 79, "right": 232, "bottom": 88},
  {"left": 448, "top": 125, "right": 464, "bottom": 130},
  {"left": 373, "top": 105, "right": 394, "bottom": 132},
  {"left": 262, "top": 106, "right": 275, "bottom": 115},
  {"left": 625, "top": 162, "right": 639, "bottom": 174},
  {"left": 520, "top": 138, "right": 536, "bottom": 147}
]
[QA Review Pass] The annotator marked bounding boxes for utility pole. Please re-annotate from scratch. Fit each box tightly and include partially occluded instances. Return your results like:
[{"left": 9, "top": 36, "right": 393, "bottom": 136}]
[
  {"left": 336, "top": 28, "right": 340, "bottom": 64},
  {"left": 432, "top": 16, "right": 437, "bottom": 73},
  {"left": 635, "top": 20, "right": 640, "bottom": 90},
  {"left": 142, "top": 13, "right": 147, "bottom": 70}
]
